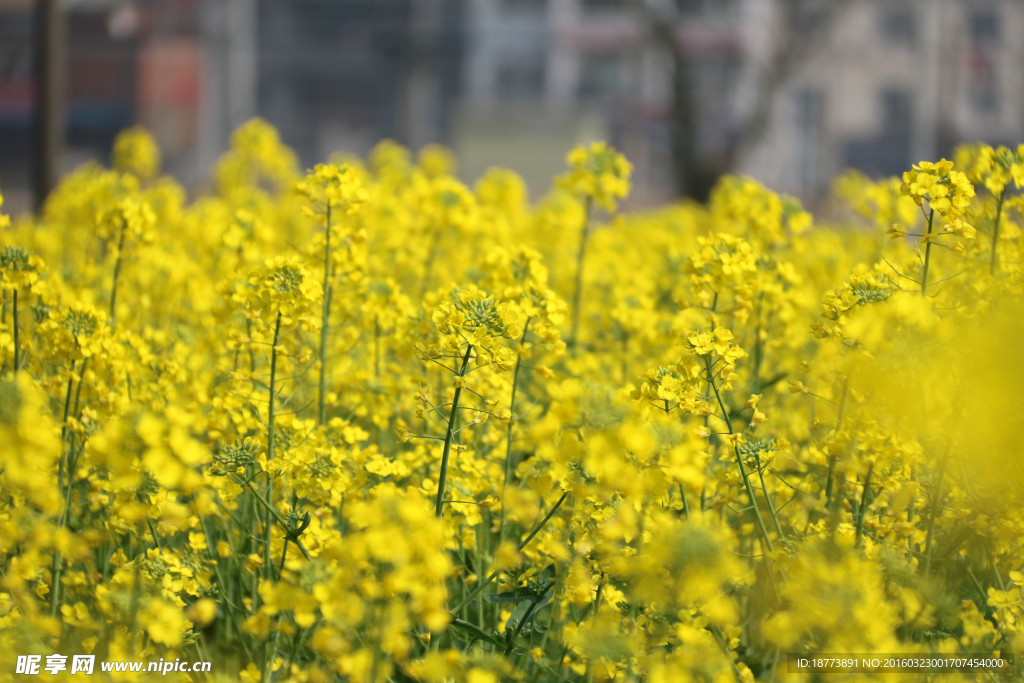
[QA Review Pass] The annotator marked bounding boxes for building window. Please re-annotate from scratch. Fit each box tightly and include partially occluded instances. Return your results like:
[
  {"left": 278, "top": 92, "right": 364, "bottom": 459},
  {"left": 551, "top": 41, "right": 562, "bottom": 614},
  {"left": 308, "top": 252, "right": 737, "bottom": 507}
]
[
  {"left": 970, "top": 9, "right": 1000, "bottom": 46},
  {"left": 968, "top": 9, "right": 999, "bottom": 113},
  {"left": 677, "top": 0, "right": 737, "bottom": 18},
  {"left": 793, "top": 3, "right": 827, "bottom": 37},
  {"left": 880, "top": 89, "right": 912, "bottom": 136},
  {"left": 879, "top": 6, "right": 915, "bottom": 47},
  {"left": 578, "top": 52, "right": 619, "bottom": 104},
  {"left": 500, "top": 0, "right": 547, "bottom": 13},
  {"left": 845, "top": 88, "right": 912, "bottom": 177},
  {"left": 677, "top": 0, "right": 704, "bottom": 16},
  {"left": 580, "top": 0, "right": 625, "bottom": 14},
  {"left": 794, "top": 87, "right": 824, "bottom": 195},
  {"left": 495, "top": 59, "right": 546, "bottom": 101},
  {"left": 695, "top": 54, "right": 740, "bottom": 103}
]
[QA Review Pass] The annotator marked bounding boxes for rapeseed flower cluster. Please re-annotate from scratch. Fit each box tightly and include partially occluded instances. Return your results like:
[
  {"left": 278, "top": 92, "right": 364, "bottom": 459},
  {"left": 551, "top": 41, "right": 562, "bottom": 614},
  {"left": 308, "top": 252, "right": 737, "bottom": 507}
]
[{"left": 1, "top": 123, "right": 1023, "bottom": 683}]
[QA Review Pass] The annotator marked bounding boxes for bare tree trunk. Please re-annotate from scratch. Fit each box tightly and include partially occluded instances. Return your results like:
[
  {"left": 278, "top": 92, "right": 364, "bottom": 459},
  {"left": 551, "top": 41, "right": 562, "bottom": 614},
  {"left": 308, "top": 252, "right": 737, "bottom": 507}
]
[
  {"left": 724, "top": 0, "right": 855, "bottom": 172},
  {"left": 637, "top": 4, "right": 719, "bottom": 201},
  {"left": 633, "top": 0, "right": 854, "bottom": 199},
  {"left": 33, "top": 0, "right": 66, "bottom": 212},
  {"left": 226, "top": 0, "right": 258, "bottom": 133},
  {"left": 660, "top": 18, "right": 698, "bottom": 199}
]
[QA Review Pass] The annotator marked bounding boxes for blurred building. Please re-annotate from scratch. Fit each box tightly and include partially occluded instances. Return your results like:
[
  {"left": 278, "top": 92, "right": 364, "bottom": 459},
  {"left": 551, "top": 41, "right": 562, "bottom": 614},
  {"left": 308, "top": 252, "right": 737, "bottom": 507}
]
[
  {"left": 239, "top": 0, "right": 464, "bottom": 166},
  {"left": 0, "top": 0, "right": 461, "bottom": 213},
  {"left": 746, "top": 0, "right": 1024, "bottom": 202},
  {"left": 0, "top": 0, "right": 34, "bottom": 210},
  {"left": 2, "top": 0, "right": 1024, "bottom": 212},
  {"left": 457, "top": 0, "right": 1024, "bottom": 204},
  {"left": 457, "top": 0, "right": 746, "bottom": 202},
  {"left": 0, "top": 0, "right": 203, "bottom": 211}
]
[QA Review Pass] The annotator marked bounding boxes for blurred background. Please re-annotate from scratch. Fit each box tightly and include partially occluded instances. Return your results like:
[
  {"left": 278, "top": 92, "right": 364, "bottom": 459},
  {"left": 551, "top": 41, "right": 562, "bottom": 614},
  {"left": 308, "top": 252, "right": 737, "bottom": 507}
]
[{"left": 1, "top": 0, "right": 1021, "bottom": 214}]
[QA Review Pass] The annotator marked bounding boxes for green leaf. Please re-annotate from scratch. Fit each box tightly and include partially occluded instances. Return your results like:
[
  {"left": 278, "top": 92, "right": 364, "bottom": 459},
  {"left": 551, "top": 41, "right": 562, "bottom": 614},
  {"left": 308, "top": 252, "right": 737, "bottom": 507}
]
[
  {"left": 448, "top": 618, "right": 504, "bottom": 649},
  {"left": 523, "top": 589, "right": 554, "bottom": 629},
  {"left": 505, "top": 599, "right": 534, "bottom": 633},
  {"left": 484, "top": 587, "right": 535, "bottom": 603}
]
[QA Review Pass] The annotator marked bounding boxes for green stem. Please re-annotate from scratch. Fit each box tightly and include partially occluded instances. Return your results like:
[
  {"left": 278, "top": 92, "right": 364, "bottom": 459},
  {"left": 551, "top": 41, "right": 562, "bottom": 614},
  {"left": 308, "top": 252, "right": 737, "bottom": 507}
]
[
  {"left": 109, "top": 218, "right": 127, "bottom": 330},
  {"left": 991, "top": 189, "right": 1006, "bottom": 276},
  {"left": 435, "top": 344, "right": 474, "bottom": 518},
  {"left": 232, "top": 477, "right": 311, "bottom": 560},
  {"left": 279, "top": 539, "right": 290, "bottom": 575},
  {"left": 482, "top": 506, "right": 490, "bottom": 627},
  {"left": 374, "top": 315, "right": 381, "bottom": 381},
  {"left": 318, "top": 203, "right": 332, "bottom": 426},
  {"left": 753, "top": 446, "right": 784, "bottom": 539},
  {"left": 49, "top": 556, "right": 63, "bottom": 621},
  {"left": 965, "top": 565, "right": 987, "bottom": 600},
  {"left": 127, "top": 564, "right": 142, "bottom": 642},
  {"left": 500, "top": 318, "right": 531, "bottom": 544},
  {"left": 283, "top": 627, "right": 306, "bottom": 683},
  {"left": 620, "top": 333, "right": 628, "bottom": 384},
  {"left": 704, "top": 355, "right": 775, "bottom": 552},
  {"left": 267, "top": 313, "right": 282, "bottom": 460},
  {"left": 475, "top": 517, "right": 484, "bottom": 630},
  {"left": 200, "top": 516, "right": 237, "bottom": 634},
  {"left": 569, "top": 198, "right": 592, "bottom": 349},
  {"left": 708, "top": 623, "right": 743, "bottom": 681},
  {"left": 923, "top": 444, "right": 952, "bottom": 577},
  {"left": 518, "top": 491, "right": 568, "bottom": 553},
  {"left": 907, "top": 464, "right": 915, "bottom": 555},
  {"left": 264, "top": 313, "right": 282, "bottom": 576},
  {"left": 824, "top": 376, "right": 850, "bottom": 509},
  {"left": 920, "top": 209, "right": 934, "bottom": 296},
  {"left": 504, "top": 599, "right": 540, "bottom": 657},
  {"left": 854, "top": 462, "right": 874, "bottom": 548},
  {"left": 147, "top": 518, "right": 163, "bottom": 551},
  {"left": 985, "top": 543, "right": 1006, "bottom": 593},
  {"left": 57, "top": 440, "right": 83, "bottom": 532},
  {"left": 752, "top": 296, "right": 764, "bottom": 393},
  {"left": 72, "top": 358, "right": 88, "bottom": 420},
  {"left": 246, "top": 319, "right": 256, "bottom": 372},
  {"left": 263, "top": 624, "right": 281, "bottom": 683},
  {"left": 678, "top": 483, "right": 690, "bottom": 519},
  {"left": 592, "top": 572, "right": 604, "bottom": 622},
  {"left": 452, "top": 491, "right": 569, "bottom": 614},
  {"left": 420, "top": 229, "right": 442, "bottom": 298},
  {"left": 51, "top": 359, "right": 76, "bottom": 619},
  {"left": 11, "top": 289, "right": 18, "bottom": 373},
  {"left": 58, "top": 360, "right": 75, "bottom": 481}
]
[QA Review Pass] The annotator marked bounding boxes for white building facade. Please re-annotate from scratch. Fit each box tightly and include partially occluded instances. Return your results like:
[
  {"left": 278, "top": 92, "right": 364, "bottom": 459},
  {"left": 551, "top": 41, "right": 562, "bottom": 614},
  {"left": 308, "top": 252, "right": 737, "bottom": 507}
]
[{"left": 456, "top": 0, "right": 1024, "bottom": 205}]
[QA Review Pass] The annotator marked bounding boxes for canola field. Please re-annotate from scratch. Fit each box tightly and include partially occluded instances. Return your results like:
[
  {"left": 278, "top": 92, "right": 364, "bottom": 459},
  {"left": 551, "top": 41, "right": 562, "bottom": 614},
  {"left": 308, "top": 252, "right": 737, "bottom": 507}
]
[{"left": 2, "top": 121, "right": 1024, "bottom": 682}]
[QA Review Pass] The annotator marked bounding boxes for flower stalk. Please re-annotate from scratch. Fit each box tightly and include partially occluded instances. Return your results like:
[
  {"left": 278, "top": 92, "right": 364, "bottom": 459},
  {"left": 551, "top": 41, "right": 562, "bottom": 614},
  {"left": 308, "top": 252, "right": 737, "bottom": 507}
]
[
  {"left": 318, "top": 203, "right": 332, "bottom": 426},
  {"left": 51, "top": 359, "right": 77, "bottom": 619},
  {"left": 435, "top": 344, "right": 474, "bottom": 518},
  {"left": 569, "top": 198, "right": 592, "bottom": 349},
  {"left": 824, "top": 375, "right": 851, "bottom": 510},
  {"left": 11, "top": 289, "right": 18, "bottom": 373},
  {"left": 704, "top": 355, "right": 775, "bottom": 552},
  {"left": 264, "top": 312, "right": 283, "bottom": 574},
  {"left": 854, "top": 462, "right": 874, "bottom": 548},
  {"left": 109, "top": 217, "right": 127, "bottom": 330},
  {"left": 991, "top": 189, "right": 1006, "bottom": 275},
  {"left": 920, "top": 208, "right": 935, "bottom": 296},
  {"left": 452, "top": 490, "right": 570, "bottom": 614},
  {"left": 500, "top": 318, "right": 530, "bottom": 543},
  {"left": 923, "top": 444, "right": 952, "bottom": 576}
]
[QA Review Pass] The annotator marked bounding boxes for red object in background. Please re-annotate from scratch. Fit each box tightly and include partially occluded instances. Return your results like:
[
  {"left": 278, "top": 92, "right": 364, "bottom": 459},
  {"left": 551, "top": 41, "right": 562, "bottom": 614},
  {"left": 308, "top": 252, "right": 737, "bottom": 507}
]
[
  {"left": 137, "top": 37, "right": 201, "bottom": 154},
  {"left": 0, "top": 82, "right": 33, "bottom": 121}
]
